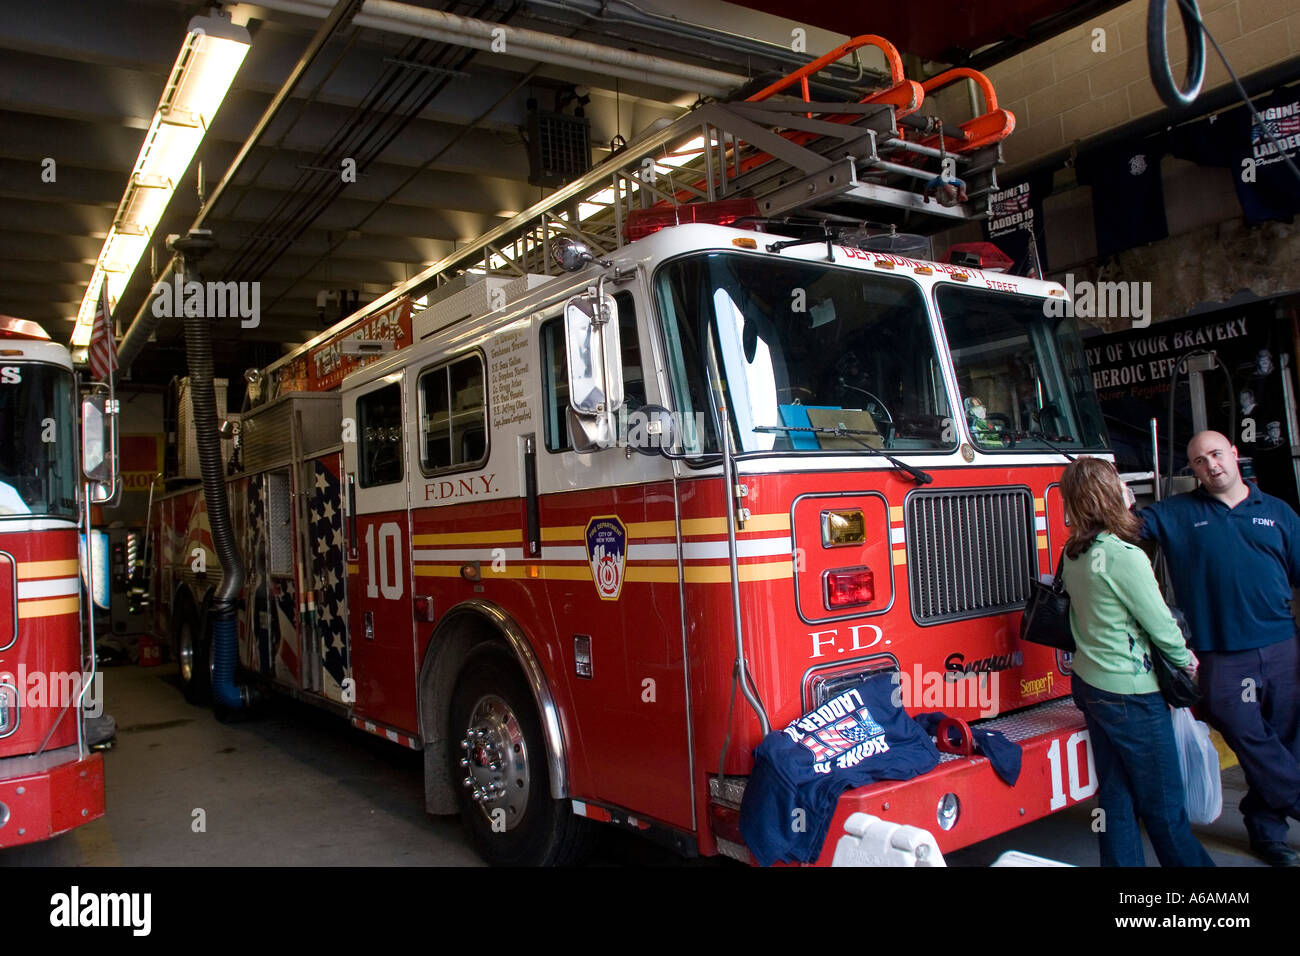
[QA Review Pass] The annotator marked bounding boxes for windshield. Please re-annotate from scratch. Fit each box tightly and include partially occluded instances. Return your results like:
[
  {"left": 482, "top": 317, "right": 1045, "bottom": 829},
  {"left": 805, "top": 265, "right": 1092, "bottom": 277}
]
[
  {"left": 0, "top": 363, "right": 77, "bottom": 519},
  {"left": 656, "top": 253, "right": 955, "bottom": 454},
  {"left": 938, "top": 285, "right": 1108, "bottom": 453}
]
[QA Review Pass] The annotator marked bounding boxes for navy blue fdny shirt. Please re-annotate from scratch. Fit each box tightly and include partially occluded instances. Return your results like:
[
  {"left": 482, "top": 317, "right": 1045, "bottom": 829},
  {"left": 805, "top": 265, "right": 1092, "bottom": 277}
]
[
  {"left": 1075, "top": 136, "right": 1169, "bottom": 257},
  {"left": 1140, "top": 486, "right": 1300, "bottom": 652},
  {"left": 739, "top": 673, "right": 940, "bottom": 866},
  {"left": 1170, "top": 85, "right": 1300, "bottom": 226}
]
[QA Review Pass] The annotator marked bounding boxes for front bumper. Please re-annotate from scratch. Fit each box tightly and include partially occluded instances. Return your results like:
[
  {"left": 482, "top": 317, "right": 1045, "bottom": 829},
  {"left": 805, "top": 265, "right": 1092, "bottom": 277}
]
[
  {"left": 0, "top": 746, "right": 106, "bottom": 848},
  {"left": 712, "top": 697, "right": 1092, "bottom": 865}
]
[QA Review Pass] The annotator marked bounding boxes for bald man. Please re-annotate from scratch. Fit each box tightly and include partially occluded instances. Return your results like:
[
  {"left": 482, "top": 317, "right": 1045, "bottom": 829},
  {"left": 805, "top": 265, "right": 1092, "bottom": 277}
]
[{"left": 1139, "top": 430, "right": 1300, "bottom": 866}]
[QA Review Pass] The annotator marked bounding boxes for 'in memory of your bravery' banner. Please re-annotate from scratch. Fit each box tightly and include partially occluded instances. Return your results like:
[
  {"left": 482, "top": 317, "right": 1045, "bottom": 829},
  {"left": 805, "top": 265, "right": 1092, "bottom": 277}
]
[{"left": 1082, "top": 301, "right": 1300, "bottom": 509}]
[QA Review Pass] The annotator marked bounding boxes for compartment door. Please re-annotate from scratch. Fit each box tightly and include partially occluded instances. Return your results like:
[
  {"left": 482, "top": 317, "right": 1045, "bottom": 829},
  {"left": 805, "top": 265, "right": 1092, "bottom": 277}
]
[{"left": 343, "top": 375, "right": 418, "bottom": 732}]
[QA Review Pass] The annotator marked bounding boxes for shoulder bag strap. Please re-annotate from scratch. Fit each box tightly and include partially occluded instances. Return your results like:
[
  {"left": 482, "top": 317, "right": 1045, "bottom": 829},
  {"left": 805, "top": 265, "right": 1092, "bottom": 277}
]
[{"left": 1052, "top": 548, "right": 1067, "bottom": 592}]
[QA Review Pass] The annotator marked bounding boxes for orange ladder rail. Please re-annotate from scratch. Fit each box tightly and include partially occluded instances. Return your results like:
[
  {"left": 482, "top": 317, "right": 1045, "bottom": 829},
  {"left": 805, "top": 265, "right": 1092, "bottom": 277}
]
[
  {"left": 649, "top": 35, "right": 922, "bottom": 207},
  {"left": 912, "top": 66, "right": 1016, "bottom": 153}
]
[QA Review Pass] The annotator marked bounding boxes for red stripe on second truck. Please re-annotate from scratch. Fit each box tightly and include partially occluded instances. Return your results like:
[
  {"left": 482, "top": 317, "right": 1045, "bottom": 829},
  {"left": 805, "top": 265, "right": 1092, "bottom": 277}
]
[{"left": 350, "top": 716, "right": 420, "bottom": 750}]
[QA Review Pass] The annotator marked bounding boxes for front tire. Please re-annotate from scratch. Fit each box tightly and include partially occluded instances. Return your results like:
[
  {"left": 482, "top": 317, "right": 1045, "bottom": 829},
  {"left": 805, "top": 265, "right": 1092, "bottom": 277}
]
[{"left": 448, "top": 646, "right": 593, "bottom": 866}]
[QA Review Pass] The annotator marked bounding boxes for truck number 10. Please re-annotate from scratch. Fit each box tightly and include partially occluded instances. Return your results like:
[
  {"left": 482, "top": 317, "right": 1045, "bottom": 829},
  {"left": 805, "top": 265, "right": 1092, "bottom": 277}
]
[
  {"left": 364, "top": 521, "right": 404, "bottom": 600},
  {"left": 1046, "top": 731, "right": 1097, "bottom": 810}
]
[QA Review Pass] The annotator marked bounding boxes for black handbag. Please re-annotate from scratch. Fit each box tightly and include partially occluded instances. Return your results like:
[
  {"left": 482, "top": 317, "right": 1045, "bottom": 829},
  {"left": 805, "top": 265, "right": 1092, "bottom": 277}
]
[
  {"left": 1020, "top": 550, "right": 1076, "bottom": 652},
  {"left": 1152, "top": 607, "right": 1203, "bottom": 708}
]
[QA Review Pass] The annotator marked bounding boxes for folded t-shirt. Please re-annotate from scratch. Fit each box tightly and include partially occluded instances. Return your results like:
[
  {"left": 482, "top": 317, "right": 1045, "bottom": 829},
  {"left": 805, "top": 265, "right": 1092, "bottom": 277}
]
[{"left": 739, "top": 673, "right": 940, "bottom": 866}]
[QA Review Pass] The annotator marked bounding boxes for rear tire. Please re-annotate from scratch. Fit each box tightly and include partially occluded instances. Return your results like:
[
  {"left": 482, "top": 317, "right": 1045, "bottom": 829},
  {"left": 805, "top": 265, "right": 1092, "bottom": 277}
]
[
  {"left": 174, "top": 600, "right": 210, "bottom": 706},
  {"left": 448, "top": 645, "right": 593, "bottom": 866}
]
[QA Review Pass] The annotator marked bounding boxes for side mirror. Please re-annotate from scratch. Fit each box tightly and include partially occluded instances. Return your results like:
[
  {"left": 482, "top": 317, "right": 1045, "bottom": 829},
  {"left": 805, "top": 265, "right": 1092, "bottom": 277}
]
[
  {"left": 552, "top": 237, "right": 600, "bottom": 273},
  {"left": 81, "top": 392, "right": 118, "bottom": 503},
  {"left": 566, "top": 406, "right": 615, "bottom": 453},
  {"left": 564, "top": 292, "right": 624, "bottom": 419}
]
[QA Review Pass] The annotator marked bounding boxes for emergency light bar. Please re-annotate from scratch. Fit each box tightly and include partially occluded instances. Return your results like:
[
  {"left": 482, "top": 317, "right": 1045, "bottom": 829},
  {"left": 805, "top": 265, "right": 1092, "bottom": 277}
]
[
  {"left": 623, "top": 198, "right": 761, "bottom": 242},
  {"left": 942, "top": 242, "right": 1013, "bottom": 273},
  {"left": 0, "top": 315, "right": 52, "bottom": 341}
]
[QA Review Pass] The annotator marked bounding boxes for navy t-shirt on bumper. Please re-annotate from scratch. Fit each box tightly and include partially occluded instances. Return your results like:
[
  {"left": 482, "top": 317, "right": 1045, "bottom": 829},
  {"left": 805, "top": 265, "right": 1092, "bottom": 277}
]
[{"left": 739, "top": 673, "right": 940, "bottom": 866}]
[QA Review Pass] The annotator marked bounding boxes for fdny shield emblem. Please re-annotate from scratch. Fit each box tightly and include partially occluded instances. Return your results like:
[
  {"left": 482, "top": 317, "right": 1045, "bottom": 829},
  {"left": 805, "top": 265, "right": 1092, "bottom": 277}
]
[{"left": 585, "top": 515, "right": 627, "bottom": 601}]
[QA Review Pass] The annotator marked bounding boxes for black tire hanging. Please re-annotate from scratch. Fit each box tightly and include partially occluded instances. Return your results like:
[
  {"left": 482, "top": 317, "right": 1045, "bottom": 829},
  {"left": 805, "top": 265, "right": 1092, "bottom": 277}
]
[{"left": 1147, "top": 0, "right": 1206, "bottom": 108}]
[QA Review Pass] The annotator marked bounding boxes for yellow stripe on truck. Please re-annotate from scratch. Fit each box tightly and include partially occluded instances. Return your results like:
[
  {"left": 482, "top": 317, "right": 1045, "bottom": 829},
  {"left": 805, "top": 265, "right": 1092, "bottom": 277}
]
[
  {"left": 18, "top": 596, "right": 80, "bottom": 618},
  {"left": 411, "top": 530, "right": 520, "bottom": 546},
  {"left": 17, "top": 559, "right": 79, "bottom": 579}
]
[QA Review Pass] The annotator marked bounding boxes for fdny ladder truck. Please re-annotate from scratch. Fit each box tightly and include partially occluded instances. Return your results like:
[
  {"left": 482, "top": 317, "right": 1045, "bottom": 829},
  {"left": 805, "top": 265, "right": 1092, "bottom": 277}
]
[
  {"left": 0, "top": 315, "right": 111, "bottom": 848},
  {"left": 149, "top": 36, "right": 1108, "bottom": 865}
]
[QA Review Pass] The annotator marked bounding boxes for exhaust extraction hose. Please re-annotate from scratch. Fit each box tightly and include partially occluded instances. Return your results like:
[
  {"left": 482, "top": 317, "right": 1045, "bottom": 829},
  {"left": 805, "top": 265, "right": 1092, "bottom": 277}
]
[{"left": 181, "top": 268, "right": 247, "bottom": 711}]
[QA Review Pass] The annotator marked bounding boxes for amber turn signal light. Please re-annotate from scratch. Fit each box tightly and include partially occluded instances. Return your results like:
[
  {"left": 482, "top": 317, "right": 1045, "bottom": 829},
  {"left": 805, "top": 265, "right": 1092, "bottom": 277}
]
[{"left": 822, "top": 509, "right": 866, "bottom": 547}]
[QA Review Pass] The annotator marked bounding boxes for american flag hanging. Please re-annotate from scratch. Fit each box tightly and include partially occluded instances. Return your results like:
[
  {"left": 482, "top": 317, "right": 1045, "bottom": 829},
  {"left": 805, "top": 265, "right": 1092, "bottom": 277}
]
[
  {"left": 309, "top": 458, "right": 350, "bottom": 689},
  {"left": 88, "top": 277, "right": 117, "bottom": 382}
]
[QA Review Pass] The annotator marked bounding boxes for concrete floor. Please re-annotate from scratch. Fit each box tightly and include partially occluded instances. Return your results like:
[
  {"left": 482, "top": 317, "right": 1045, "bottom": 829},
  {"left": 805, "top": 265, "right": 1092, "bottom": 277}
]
[
  {"left": 0, "top": 661, "right": 1282, "bottom": 867},
  {"left": 947, "top": 766, "right": 1268, "bottom": 867}
]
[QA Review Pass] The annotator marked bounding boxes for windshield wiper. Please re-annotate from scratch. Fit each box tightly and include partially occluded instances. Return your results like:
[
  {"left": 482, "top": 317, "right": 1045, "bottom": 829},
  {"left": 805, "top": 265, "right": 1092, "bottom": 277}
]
[
  {"left": 754, "top": 424, "right": 933, "bottom": 485},
  {"left": 764, "top": 225, "right": 835, "bottom": 260},
  {"left": 1006, "top": 430, "right": 1076, "bottom": 461}
]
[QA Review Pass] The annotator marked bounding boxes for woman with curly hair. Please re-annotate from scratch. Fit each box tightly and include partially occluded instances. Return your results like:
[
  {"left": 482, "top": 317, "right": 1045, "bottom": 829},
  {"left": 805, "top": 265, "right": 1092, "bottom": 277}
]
[{"left": 1059, "top": 456, "right": 1213, "bottom": 867}]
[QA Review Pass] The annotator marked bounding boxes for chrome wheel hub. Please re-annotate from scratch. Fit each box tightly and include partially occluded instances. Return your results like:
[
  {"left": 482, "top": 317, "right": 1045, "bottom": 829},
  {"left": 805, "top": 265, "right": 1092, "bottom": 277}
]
[
  {"left": 178, "top": 622, "right": 194, "bottom": 683},
  {"left": 459, "top": 693, "right": 529, "bottom": 825}
]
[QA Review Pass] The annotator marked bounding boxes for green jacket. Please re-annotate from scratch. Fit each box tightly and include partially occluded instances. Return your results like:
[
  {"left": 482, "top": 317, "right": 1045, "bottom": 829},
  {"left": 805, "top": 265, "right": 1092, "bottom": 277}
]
[{"left": 1060, "top": 532, "right": 1192, "bottom": 695}]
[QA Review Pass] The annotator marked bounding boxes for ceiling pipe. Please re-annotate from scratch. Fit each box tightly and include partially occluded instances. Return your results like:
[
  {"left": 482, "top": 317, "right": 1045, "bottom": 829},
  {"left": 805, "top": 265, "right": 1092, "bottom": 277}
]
[
  {"left": 361, "top": 0, "right": 745, "bottom": 93},
  {"left": 117, "top": 0, "right": 364, "bottom": 372},
  {"left": 254, "top": 0, "right": 746, "bottom": 96},
  {"left": 354, "top": 11, "right": 742, "bottom": 96},
  {"left": 522, "top": 0, "right": 885, "bottom": 85}
]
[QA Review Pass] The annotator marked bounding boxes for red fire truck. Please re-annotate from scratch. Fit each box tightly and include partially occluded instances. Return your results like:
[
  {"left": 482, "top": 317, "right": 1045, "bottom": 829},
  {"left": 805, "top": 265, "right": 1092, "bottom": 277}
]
[
  {"left": 149, "top": 214, "right": 1109, "bottom": 865},
  {"left": 147, "top": 38, "right": 1112, "bottom": 864},
  {"left": 0, "top": 315, "right": 109, "bottom": 848}
]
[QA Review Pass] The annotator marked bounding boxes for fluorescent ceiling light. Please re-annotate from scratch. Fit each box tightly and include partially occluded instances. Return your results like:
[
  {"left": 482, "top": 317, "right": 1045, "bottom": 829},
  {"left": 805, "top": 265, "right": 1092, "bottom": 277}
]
[{"left": 70, "top": 8, "right": 250, "bottom": 347}]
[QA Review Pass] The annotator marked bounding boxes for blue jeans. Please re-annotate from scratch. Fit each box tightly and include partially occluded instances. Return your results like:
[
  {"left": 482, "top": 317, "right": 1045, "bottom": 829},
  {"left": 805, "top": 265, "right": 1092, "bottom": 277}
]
[{"left": 1071, "top": 677, "right": 1215, "bottom": 867}]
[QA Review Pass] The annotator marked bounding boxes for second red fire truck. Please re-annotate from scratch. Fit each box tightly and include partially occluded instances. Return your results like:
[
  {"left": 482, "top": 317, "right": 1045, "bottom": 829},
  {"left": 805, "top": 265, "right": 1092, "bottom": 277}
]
[{"left": 0, "top": 315, "right": 110, "bottom": 848}]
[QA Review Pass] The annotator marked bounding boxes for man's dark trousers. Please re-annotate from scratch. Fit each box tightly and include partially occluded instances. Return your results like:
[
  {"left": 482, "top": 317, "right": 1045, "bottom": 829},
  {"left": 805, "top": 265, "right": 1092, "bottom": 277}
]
[{"left": 1199, "top": 637, "right": 1300, "bottom": 845}]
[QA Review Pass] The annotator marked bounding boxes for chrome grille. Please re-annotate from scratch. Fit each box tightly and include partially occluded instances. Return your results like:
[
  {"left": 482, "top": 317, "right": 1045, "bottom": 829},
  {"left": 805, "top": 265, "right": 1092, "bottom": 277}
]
[{"left": 906, "top": 488, "right": 1036, "bottom": 624}]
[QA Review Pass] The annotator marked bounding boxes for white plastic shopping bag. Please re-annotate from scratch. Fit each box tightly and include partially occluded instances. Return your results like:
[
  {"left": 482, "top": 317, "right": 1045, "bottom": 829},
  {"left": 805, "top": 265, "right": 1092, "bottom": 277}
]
[{"left": 1171, "top": 706, "right": 1222, "bottom": 825}]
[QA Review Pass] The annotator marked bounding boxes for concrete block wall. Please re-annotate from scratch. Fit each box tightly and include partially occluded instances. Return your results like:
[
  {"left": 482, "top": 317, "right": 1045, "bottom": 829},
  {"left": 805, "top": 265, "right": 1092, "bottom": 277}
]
[
  {"left": 975, "top": 0, "right": 1300, "bottom": 174},
  {"left": 926, "top": 0, "right": 1300, "bottom": 330}
]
